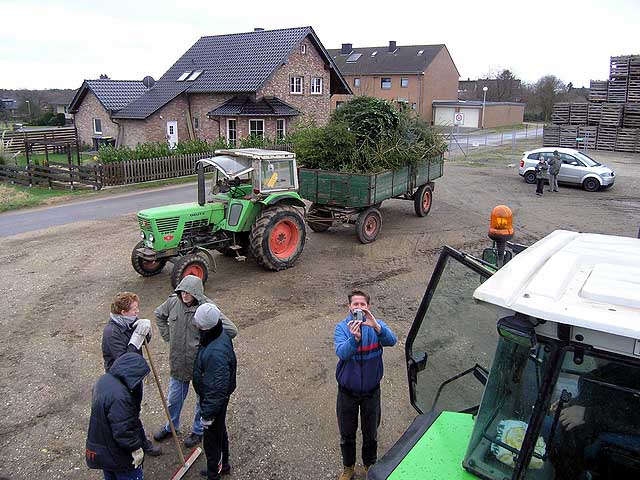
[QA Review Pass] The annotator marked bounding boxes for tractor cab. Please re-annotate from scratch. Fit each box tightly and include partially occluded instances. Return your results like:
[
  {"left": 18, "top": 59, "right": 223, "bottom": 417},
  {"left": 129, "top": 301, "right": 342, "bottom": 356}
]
[{"left": 369, "top": 230, "right": 640, "bottom": 480}]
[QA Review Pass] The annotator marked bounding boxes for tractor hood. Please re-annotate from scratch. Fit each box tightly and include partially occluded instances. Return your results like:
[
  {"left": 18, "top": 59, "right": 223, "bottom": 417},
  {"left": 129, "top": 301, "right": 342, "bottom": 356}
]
[{"left": 138, "top": 202, "right": 210, "bottom": 219}]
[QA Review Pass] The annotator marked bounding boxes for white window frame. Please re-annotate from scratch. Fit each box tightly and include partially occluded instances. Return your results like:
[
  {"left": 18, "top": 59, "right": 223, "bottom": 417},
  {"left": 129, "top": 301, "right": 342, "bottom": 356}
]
[
  {"left": 276, "top": 118, "right": 286, "bottom": 139},
  {"left": 93, "top": 118, "right": 102, "bottom": 135},
  {"left": 193, "top": 116, "right": 199, "bottom": 131},
  {"left": 401, "top": 77, "right": 409, "bottom": 88},
  {"left": 177, "top": 71, "right": 191, "bottom": 82},
  {"left": 249, "top": 119, "right": 265, "bottom": 138},
  {"left": 186, "top": 70, "right": 203, "bottom": 81},
  {"left": 300, "top": 44, "right": 306, "bottom": 55},
  {"left": 311, "top": 77, "right": 323, "bottom": 95},
  {"left": 354, "top": 78, "right": 361, "bottom": 88},
  {"left": 227, "top": 118, "right": 237, "bottom": 145},
  {"left": 290, "top": 76, "right": 303, "bottom": 95},
  {"left": 381, "top": 77, "right": 392, "bottom": 90}
]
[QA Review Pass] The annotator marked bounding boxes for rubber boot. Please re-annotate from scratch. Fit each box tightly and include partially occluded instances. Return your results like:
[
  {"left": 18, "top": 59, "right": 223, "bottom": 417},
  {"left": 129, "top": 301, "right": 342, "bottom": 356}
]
[{"left": 339, "top": 465, "right": 355, "bottom": 480}]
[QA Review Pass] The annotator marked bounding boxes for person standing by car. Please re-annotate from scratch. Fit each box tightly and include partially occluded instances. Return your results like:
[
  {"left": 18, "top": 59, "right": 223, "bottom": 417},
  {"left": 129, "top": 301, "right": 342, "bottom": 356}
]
[
  {"left": 535, "top": 156, "right": 549, "bottom": 196},
  {"left": 547, "top": 150, "right": 561, "bottom": 192}
]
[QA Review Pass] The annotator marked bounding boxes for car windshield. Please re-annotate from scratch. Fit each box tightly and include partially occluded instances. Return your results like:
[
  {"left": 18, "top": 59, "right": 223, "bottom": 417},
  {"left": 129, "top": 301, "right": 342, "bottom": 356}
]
[{"left": 573, "top": 151, "right": 600, "bottom": 167}]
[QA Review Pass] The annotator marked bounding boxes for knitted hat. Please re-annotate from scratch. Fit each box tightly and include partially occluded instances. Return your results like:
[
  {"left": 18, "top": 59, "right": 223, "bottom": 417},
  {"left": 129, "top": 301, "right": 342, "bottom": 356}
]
[{"left": 194, "top": 303, "right": 221, "bottom": 330}]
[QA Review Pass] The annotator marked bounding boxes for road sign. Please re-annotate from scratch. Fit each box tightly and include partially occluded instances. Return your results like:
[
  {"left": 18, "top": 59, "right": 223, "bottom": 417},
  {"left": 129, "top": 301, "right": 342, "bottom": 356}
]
[{"left": 454, "top": 112, "right": 465, "bottom": 125}]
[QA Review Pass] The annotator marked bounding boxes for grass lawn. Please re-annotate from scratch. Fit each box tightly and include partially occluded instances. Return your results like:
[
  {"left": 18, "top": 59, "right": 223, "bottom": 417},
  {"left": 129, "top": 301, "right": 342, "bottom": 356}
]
[
  {"left": 11, "top": 152, "right": 97, "bottom": 166},
  {"left": 450, "top": 139, "right": 543, "bottom": 167}
]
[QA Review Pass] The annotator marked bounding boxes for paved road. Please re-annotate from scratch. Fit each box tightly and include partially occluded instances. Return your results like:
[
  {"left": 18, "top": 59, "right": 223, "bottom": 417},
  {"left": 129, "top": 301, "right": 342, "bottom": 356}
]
[{"left": 0, "top": 182, "right": 197, "bottom": 237}]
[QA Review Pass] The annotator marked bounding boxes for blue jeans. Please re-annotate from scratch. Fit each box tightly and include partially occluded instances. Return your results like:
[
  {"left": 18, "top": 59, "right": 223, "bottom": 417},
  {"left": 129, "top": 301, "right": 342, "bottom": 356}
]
[
  {"left": 103, "top": 467, "right": 143, "bottom": 480},
  {"left": 163, "top": 377, "right": 203, "bottom": 436}
]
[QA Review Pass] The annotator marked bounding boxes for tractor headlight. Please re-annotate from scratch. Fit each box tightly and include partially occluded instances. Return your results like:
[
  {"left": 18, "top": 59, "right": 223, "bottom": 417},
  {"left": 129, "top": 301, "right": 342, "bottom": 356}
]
[
  {"left": 140, "top": 231, "right": 145, "bottom": 239},
  {"left": 149, "top": 234, "right": 155, "bottom": 243}
]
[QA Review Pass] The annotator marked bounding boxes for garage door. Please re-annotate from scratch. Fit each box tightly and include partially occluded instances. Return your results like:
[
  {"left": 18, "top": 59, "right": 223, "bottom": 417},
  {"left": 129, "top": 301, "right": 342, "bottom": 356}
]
[
  {"left": 434, "top": 107, "right": 456, "bottom": 126},
  {"left": 461, "top": 108, "right": 480, "bottom": 128}
]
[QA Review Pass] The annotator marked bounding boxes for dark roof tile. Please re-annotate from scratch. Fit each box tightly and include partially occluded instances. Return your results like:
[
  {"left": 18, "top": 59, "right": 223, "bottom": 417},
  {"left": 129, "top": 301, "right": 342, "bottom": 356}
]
[
  {"left": 208, "top": 96, "right": 300, "bottom": 117},
  {"left": 112, "top": 82, "right": 189, "bottom": 119},
  {"left": 328, "top": 44, "right": 446, "bottom": 75},
  {"left": 85, "top": 80, "right": 147, "bottom": 111}
]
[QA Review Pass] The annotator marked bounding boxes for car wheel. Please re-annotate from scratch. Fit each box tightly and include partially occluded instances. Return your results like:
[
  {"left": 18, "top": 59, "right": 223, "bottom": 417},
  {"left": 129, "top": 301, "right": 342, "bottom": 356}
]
[
  {"left": 524, "top": 171, "right": 536, "bottom": 184},
  {"left": 583, "top": 177, "right": 600, "bottom": 192}
]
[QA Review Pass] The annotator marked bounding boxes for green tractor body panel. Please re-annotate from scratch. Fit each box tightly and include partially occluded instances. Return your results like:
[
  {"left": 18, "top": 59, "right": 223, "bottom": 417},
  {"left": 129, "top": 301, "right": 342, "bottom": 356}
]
[
  {"left": 138, "top": 202, "right": 224, "bottom": 251},
  {"left": 260, "top": 191, "right": 306, "bottom": 208},
  {"left": 214, "top": 198, "right": 261, "bottom": 233},
  {"left": 387, "top": 412, "right": 476, "bottom": 480}
]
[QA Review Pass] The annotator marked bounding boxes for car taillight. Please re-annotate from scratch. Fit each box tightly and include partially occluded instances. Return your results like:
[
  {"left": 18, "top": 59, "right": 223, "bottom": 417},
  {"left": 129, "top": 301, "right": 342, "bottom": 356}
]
[{"left": 520, "top": 160, "right": 524, "bottom": 168}]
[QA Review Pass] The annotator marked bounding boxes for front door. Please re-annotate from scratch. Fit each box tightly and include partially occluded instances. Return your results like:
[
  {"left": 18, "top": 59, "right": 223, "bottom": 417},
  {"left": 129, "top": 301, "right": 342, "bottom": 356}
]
[{"left": 166, "top": 121, "right": 178, "bottom": 149}]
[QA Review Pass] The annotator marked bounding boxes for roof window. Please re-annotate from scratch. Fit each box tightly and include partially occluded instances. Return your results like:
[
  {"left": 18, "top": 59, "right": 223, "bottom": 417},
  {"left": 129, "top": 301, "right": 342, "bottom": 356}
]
[
  {"left": 187, "top": 70, "right": 203, "bottom": 81},
  {"left": 371, "top": 51, "right": 378, "bottom": 57},
  {"left": 346, "top": 53, "right": 362, "bottom": 63},
  {"left": 177, "top": 71, "right": 192, "bottom": 82},
  {"left": 417, "top": 50, "right": 424, "bottom": 56}
]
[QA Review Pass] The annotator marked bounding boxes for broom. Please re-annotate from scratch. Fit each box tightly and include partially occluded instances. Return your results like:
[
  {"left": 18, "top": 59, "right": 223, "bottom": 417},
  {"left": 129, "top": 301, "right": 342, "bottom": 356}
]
[{"left": 143, "top": 339, "right": 202, "bottom": 480}]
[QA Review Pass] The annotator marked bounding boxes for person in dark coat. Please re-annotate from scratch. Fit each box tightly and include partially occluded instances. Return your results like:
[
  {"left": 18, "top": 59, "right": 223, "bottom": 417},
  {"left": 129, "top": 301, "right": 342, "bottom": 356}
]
[
  {"left": 86, "top": 352, "right": 150, "bottom": 480},
  {"left": 534, "top": 157, "right": 549, "bottom": 196},
  {"left": 102, "top": 292, "right": 161, "bottom": 456},
  {"left": 192, "top": 303, "right": 237, "bottom": 480}
]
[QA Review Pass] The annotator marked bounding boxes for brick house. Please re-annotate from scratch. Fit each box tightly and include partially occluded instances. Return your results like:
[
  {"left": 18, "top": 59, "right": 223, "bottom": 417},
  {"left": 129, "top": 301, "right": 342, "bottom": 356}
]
[
  {"left": 69, "top": 27, "right": 350, "bottom": 148},
  {"left": 328, "top": 42, "right": 459, "bottom": 124}
]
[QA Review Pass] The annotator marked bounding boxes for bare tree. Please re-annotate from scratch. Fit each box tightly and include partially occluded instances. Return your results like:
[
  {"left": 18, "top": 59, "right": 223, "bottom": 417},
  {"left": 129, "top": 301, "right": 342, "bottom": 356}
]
[{"left": 532, "top": 75, "right": 566, "bottom": 122}]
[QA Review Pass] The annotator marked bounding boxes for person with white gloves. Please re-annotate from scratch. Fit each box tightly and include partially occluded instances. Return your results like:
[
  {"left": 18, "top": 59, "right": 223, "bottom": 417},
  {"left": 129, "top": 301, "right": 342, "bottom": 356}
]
[{"left": 101, "top": 292, "right": 162, "bottom": 457}]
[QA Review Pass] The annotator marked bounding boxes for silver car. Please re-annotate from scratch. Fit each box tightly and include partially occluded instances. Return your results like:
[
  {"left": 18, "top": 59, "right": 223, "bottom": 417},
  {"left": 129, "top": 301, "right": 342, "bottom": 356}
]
[{"left": 519, "top": 147, "right": 615, "bottom": 192}]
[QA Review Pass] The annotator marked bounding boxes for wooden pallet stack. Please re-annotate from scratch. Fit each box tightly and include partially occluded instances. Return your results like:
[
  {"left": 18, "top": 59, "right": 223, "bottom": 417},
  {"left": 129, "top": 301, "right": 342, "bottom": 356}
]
[
  {"left": 589, "top": 80, "right": 608, "bottom": 102},
  {"left": 596, "top": 127, "right": 618, "bottom": 150},
  {"left": 600, "top": 103, "right": 625, "bottom": 126},
  {"left": 551, "top": 103, "right": 570, "bottom": 124},
  {"left": 543, "top": 124, "right": 560, "bottom": 146},
  {"left": 623, "top": 103, "right": 640, "bottom": 128},
  {"left": 578, "top": 126, "right": 598, "bottom": 149},
  {"left": 560, "top": 126, "right": 579, "bottom": 147},
  {"left": 588, "top": 103, "right": 602, "bottom": 125},
  {"left": 570, "top": 103, "right": 588, "bottom": 124},
  {"left": 615, "top": 129, "right": 639, "bottom": 152}
]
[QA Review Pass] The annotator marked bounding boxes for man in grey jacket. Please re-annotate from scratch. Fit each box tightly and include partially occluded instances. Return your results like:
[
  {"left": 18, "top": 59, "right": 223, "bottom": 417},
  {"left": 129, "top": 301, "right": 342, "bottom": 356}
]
[
  {"left": 547, "top": 150, "right": 561, "bottom": 192},
  {"left": 153, "top": 275, "right": 238, "bottom": 448}
]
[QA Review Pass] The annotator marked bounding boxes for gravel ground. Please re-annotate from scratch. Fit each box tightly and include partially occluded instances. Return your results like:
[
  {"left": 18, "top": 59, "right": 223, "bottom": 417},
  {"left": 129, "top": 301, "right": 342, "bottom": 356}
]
[{"left": 0, "top": 147, "right": 638, "bottom": 480}]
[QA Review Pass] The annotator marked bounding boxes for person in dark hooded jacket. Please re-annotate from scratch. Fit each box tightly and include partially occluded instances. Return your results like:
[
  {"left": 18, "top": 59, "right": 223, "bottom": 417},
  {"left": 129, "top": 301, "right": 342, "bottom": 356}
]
[
  {"left": 153, "top": 275, "right": 238, "bottom": 448},
  {"left": 86, "top": 352, "right": 150, "bottom": 480},
  {"left": 192, "top": 303, "right": 237, "bottom": 480}
]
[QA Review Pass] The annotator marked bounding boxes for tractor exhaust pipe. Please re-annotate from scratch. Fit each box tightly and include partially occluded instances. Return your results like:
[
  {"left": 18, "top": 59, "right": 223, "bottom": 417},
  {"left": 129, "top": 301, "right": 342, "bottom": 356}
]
[{"left": 197, "top": 161, "right": 205, "bottom": 206}]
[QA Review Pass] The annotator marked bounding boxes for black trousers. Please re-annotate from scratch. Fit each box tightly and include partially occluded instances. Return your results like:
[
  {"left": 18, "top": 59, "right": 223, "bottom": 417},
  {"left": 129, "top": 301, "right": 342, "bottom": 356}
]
[
  {"left": 202, "top": 403, "right": 229, "bottom": 480},
  {"left": 336, "top": 386, "right": 381, "bottom": 467},
  {"left": 536, "top": 178, "right": 545, "bottom": 194}
]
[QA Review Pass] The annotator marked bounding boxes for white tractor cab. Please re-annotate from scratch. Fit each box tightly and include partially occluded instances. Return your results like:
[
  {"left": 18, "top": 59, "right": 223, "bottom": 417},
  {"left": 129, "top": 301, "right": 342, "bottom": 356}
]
[{"left": 368, "top": 210, "right": 640, "bottom": 480}]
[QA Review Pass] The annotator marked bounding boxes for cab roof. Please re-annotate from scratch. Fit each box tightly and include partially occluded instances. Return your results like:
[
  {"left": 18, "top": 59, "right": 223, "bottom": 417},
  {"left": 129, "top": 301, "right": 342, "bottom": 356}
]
[
  {"left": 214, "top": 148, "right": 295, "bottom": 160},
  {"left": 473, "top": 230, "right": 640, "bottom": 339}
]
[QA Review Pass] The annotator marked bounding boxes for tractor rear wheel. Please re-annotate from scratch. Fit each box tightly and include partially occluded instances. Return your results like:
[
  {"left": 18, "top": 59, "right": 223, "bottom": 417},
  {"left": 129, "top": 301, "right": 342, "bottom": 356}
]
[
  {"left": 170, "top": 254, "right": 209, "bottom": 289},
  {"left": 414, "top": 184, "right": 433, "bottom": 217},
  {"left": 250, "top": 205, "right": 306, "bottom": 271},
  {"left": 131, "top": 240, "right": 167, "bottom": 277}
]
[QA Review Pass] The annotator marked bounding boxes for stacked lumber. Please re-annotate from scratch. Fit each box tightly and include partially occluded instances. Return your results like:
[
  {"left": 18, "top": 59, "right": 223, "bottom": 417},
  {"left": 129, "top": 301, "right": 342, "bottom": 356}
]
[
  {"left": 596, "top": 127, "right": 617, "bottom": 150},
  {"left": 623, "top": 103, "right": 640, "bottom": 128},
  {"left": 607, "top": 78, "right": 628, "bottom": 103},
  {"left": 551, "top": 103, "right": 570, "bottom": 124},
  {"left": 589, "top": 80, "right": 608, "bottom": 102},
  {"left": 600, "top": 103, "right": 624, "bottom": 127},
  {"left": 570, "top": 103, "right": 588, "bottom": 124},
  {"left": 615, "top": 128, "right": 639, "bottom": 152},
  {"left": 542, "top": 124, "right": 560, "bottom": 147},
  {"left": 628, "top": 77, "right": 640, "bottom": 103}
]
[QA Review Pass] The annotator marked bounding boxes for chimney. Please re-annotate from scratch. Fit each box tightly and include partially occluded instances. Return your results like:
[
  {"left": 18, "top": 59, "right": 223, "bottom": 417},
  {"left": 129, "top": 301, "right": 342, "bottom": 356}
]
[
  {"left": 254, "top": 27, "right": 264, "bottom": 31},
  {"left": 388, "top": 41, "right": 396, "bottom": 53},
  {"left": 341, "top": 43, "right": 352, "bottom": 55}
]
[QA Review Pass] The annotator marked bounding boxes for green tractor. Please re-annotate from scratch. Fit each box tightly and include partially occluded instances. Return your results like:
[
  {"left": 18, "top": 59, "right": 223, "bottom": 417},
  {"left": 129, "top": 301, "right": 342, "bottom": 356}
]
[
  {"left": 132, "top": 148, "right": 307, "bottom": 287},
  {"left": 369, "top": 208, "right": 640, "bottom": 479}
]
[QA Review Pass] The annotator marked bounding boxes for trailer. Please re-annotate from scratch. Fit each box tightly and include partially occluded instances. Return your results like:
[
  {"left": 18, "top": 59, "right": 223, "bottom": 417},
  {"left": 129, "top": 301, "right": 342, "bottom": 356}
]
[{"left": 299, "top": 155, "right": 444, "bottom": 243}]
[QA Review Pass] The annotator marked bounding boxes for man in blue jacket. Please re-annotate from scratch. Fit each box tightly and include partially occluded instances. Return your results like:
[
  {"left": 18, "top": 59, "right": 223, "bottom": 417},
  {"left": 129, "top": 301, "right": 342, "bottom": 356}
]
[{"left": 334, "top": 290, "right": 397, "bottom": 480}]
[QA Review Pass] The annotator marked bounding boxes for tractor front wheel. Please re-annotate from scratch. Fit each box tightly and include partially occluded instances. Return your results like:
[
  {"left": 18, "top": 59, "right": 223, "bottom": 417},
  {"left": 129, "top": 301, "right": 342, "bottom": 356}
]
[
  {"left": 131, "top": 241, "right": 167, "bottom": 277},
  {"left": 250, "top": 205, "right": 306, "bottom": 271},
  {"left": 170, "top": 254, "right": 209, "bottom": 289}
]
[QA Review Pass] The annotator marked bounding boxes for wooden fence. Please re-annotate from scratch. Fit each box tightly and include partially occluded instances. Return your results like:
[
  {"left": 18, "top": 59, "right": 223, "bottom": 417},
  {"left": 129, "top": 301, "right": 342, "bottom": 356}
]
[
  {"left": 1, "top": 126, "right": 78, "bottom": 155},
  {"left": 0, "top": 161, "right": 102, "bottom": 189}
]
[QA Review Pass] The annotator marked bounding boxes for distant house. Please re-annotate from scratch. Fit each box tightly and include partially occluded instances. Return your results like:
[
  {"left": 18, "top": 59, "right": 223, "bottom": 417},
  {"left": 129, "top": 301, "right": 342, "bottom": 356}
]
[
  {"left": 69, "top": 26, "right": 350, "bottom": 148},
  {"left": 1, "top": 98, "right": 18, "bottom": 117},
  {"left": 328, "top": 42, "right": 459, "bottom": 124},
  {"left": 42, "top": 91, "right": 77, "bottom": 120}
]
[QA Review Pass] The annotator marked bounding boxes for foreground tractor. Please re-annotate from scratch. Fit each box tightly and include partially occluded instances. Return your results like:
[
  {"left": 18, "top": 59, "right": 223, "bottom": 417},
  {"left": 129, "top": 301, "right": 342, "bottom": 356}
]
[
  {"left": 369, "top": 208, "right": 640, "bottom": 479},
  {"left": 132, "top": 149, "right": 306, "bottom": 287}
]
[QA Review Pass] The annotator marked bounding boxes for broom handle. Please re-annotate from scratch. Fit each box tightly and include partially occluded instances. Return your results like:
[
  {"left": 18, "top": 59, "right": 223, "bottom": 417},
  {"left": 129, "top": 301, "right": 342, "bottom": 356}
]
[{"left": 143, "top": 339, "right": 186, "bottom": 464}]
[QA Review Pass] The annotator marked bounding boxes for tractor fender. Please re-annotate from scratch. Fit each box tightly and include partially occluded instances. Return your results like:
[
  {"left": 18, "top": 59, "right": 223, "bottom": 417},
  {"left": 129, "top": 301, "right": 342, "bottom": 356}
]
[{"left": 260, "top": 194, "right": 306, "bottom": 209}]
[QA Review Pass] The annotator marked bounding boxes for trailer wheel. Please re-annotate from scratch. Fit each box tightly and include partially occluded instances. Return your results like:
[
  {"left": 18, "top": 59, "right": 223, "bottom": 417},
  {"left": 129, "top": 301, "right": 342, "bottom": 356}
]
[
  {"left": 307, "top": 204, "right": 332, "bottom": 233},
  {"left": 356, "top": 207, "right": 382, "bottom": 244},
  {"left": 170, "top": 254, "right": 209, "bottom": 289},
  {"left": 131, "top": 241, "right": 167, "bottom": 277},
  {"left": 414, "top": 184, "right": 433, "bottom": 217},
  {"left": 250, "top": 205, "right": 306, "bottom": 271}
]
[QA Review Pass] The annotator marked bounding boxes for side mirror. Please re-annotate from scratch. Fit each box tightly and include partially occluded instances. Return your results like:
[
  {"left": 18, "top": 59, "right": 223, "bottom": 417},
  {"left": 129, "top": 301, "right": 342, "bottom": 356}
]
[{"left": 570, "top": 161, "right": 579, "bottom": 166}]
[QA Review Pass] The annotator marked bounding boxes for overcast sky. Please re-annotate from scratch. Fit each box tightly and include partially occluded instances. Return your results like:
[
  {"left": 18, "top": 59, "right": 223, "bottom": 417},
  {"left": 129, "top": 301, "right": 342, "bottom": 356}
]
[{"left": 2, "top": 0, "right": 638, "bottom": 90}]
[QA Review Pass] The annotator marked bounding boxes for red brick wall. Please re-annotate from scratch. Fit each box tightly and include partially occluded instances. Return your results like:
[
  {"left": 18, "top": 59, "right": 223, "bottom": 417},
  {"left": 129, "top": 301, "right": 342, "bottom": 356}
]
[
  {"left": 332, "top": 74, "right": 421, "bottom": 112},
  {"left": 483, "top": 104, "right": 525, "bottom": 128},
  {"left": 258, "top": 36, "right": 331, "bottom": 127},
  {"left": 73, "top": 91, "right": 118, "bottom": 147},
  {"left": 423, "top": 48, "right": 460, "bottom": 123}
]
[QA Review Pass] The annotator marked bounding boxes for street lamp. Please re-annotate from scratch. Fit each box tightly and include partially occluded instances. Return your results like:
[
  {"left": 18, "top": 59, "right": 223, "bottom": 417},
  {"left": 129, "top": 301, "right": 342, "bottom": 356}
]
[
  {"left": 481, "top": 86, "right": 488, "bottom": 129},
  {"left": 25, "top": 100, "right": 31, "bottom": 122}
]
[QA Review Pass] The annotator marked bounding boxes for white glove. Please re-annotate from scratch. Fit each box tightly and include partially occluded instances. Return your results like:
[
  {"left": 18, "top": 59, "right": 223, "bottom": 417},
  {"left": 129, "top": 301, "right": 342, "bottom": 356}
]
[
  {"left": 129, "top": 332, "right": 145, "bottom": 350},
  {"left": 133, "top": 318, "right": 152, "bottom": 336},
  {"left": 201, "top": 418, "right": 213, "bottom": 429},
  {"left": 131, "top": 448, "right": 144, "bottom": 468}
]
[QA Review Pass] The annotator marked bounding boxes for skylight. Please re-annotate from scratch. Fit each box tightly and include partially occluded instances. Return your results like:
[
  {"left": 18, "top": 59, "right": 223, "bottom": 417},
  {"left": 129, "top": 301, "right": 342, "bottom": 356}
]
[
  {"left": 371, "top": 51, "right": 378, "bottom": 57},
  {"left": 177, "top": 71, "right": 192, "bottom": 81},
  {"left": 346, "top": 53, "right": 362, "bottom": 63},
  {"left": 417, "top": 50, "right": 424, "bottom": 56},
  {"left": 187, "top": 70, "right": 203, "bottom": 81}
]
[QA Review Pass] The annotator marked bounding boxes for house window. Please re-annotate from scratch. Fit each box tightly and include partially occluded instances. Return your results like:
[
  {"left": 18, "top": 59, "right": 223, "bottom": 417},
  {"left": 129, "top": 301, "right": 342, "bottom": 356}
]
[
  {"left": 311, "top": 78, "right": 323, "bottom": 95},
  {"left": 249, "top": 119, "right": 264, "bottom": 137},
  {"left": 187, "top": 70, "right": 203, "bottom": 81},
  {"left": 276, "top": 119, "right": 286, "bottom": 140},
  {"left": 193, "top": 117, "right": 199, "bottom": 131},
  {"left": 336, "top": 101, "right": 344, "bottom": 109},
  {"left": 381, "top": 78, "right": 392, "bottom": 89},
  {"left": 401, "top": 78, "right": 409, "bottom": 88},
  {"left": 354, "top": 78, "right": 361, "bottom": 88},
  {"left": 300, "top": 44, "right": 306, "bottom": 55},
  {"left": 290, "top": 76, "right": 303, "bottom": 94},
  {"left": 177, "top": 71, "right": 191, "bottom": 81},
  {"left": 93, "top": 118, "right": 102, "bottom": 135},
  {"left": 411, "top": 103, "right": 417, "bottom": 110},
  {"left": 227, "top": 119, "right": 237, "bottom": 145}
]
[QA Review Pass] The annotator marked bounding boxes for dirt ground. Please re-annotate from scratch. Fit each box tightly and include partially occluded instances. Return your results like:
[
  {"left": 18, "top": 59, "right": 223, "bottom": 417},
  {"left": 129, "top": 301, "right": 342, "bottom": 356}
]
[{"left": 1, "top": 146, "right": 639, "bottom": 480}]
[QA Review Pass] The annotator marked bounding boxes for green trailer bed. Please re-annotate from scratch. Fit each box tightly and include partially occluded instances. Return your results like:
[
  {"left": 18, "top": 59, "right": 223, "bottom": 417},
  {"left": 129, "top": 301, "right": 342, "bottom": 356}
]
[{"left": 299, "top": 155, "right": 444, "bottom": 243}]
